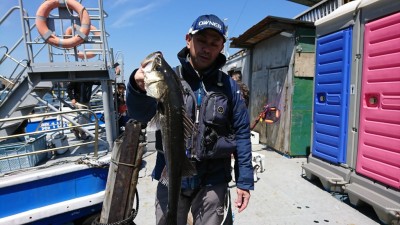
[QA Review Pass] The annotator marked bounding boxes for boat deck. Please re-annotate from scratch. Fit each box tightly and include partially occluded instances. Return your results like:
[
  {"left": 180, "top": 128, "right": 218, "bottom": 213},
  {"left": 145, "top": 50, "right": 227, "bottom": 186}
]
[
  {"left": 0, "top": 128, "right": 110, "bottom": 178},
  {"left": 133, "top": 131, "right": 382, "bottom": 225}
]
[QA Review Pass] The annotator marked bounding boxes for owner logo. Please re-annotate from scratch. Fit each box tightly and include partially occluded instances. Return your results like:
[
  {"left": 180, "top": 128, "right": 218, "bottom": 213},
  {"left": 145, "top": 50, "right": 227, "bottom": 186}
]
[{"left": 198, "top": 20, "right": 222, "bottom": 31}]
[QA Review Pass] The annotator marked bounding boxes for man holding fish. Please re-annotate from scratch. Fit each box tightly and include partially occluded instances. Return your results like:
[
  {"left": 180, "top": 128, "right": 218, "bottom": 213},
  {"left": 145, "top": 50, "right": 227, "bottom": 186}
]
[{"left": 126, "top": 14, "right": 254, "bottom": 225}]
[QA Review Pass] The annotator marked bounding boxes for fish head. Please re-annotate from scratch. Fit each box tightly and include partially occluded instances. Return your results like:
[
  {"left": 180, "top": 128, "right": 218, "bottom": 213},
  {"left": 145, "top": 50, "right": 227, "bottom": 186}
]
[{"left": 142, "top": 52, "right": 168, "bottom": 101}]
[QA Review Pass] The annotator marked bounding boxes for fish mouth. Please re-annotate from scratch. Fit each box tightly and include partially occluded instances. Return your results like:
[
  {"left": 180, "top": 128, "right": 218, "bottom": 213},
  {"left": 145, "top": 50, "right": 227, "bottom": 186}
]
[
  {"left": 142, "top": 51, "right": 166, "bottom": 100},
  {"left": 141, "top": 51, "right": 163, "bottom": 68}
]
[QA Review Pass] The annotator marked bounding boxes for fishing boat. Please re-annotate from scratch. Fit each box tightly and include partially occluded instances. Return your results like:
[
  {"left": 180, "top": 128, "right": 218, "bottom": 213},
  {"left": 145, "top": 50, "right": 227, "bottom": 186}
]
[{"left": 0, "top": 0, "right": 124, "bottom": 224}]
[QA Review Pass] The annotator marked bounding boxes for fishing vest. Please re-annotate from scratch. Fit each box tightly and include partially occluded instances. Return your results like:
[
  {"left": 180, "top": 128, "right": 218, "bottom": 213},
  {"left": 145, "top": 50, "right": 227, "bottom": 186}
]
[{"left": 174, "top": 66, "right": 237, "bottom": 161}]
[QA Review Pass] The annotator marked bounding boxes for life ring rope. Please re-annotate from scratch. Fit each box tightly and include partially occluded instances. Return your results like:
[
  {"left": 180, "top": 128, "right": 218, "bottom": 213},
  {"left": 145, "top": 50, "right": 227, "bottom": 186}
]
[
  {"left": 68, "top": 24, "right": 90, "bottom": 40},
  {"left": 65, "top": 25, "right": 101, "bottom": 59}
]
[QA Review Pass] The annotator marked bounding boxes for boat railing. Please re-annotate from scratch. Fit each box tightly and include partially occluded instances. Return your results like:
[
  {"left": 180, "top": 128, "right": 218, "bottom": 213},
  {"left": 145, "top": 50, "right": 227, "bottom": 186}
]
[
  {"left": 0, "top": 6, "right": 27, "bottom": 65},
  {"left": 1, "top": 0, "right": 118, "bottom": 150},
  {"left": 0, "top": 109, "right": 101, "bottom": 164},
  {"left": 1, "top": 1, "right": 114, "bottom": 75},
  {"left": 0, "top": 45, "right": 30, "bottom": 107},
  {"left": 0, "top": 5, "right": 34, "bottom": 85},
  {"left": 17, "top": 0, "right": 111, "bottom": 66}
]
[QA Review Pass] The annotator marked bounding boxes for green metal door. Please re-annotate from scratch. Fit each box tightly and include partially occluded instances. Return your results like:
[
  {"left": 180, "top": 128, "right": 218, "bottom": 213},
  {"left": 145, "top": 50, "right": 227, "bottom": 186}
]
[{"left": 290, "top": 77, "right": 313, "bottom": 156}]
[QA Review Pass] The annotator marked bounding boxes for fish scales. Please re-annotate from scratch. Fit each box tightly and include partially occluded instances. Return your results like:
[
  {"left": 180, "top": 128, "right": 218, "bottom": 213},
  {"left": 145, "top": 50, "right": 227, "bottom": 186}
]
[{"left": 142, "top": 52, "right": 196, "bottom": 225}]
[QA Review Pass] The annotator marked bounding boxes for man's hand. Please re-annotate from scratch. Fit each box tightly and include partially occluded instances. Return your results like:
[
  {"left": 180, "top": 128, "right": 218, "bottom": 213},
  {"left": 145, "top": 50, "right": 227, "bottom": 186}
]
[
  {"left": 235, "top": 188, "right": 250, "bottom": 213},
  {"left": 134, "top": 67, "right": 146, "bottom": 91}
]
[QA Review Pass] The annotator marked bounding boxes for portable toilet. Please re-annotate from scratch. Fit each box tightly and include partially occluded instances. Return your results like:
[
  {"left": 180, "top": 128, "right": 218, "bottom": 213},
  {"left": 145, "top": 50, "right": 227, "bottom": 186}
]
[
  {"left": 343, "top": 0, "right": 400, "bottom": 224},
  {"left": 302, "top": 1, "right": 362, "bottom": 192}
]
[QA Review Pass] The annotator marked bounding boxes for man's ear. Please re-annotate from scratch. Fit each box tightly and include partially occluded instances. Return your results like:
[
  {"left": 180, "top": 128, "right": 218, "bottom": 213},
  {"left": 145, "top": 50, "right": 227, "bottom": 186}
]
[
  {"left": 219, "top": 45, "right": 224, "bottom": 53},
  {"left": 185, "top": 34, "right": 191, "bottom": 48}
]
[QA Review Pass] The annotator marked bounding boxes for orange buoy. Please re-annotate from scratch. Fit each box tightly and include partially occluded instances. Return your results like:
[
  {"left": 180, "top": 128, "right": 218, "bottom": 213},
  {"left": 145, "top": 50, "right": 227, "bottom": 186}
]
[
  {"left": 65, "top": 25, "right": 100, "bottom": 59},
  {"left": 264, "top": 107, "right": 280, "bottom": 124},
  {"left": 36, "top": 0, "right": 91, "bottom": 48}
]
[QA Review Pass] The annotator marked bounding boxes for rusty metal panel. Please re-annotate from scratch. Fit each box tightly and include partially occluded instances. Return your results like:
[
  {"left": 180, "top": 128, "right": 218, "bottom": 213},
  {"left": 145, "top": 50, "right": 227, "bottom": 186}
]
[
  {"left": 252, "top": 48, "right": 265, "bottom": 73},
  {"left": 265, "top": 68, "right": 290, "bottom": 153},
  {"left": 250, "top": 70, "right": 269, "bottom": 143},
  {"left": 250, "top": 36, "right": 294, "bottom": 152},
  {"left": 258, "top": 35, "right": 294, "bottom": 69},
  {"left": 250, "top": 67, "right": 290, "bottom": 152}
]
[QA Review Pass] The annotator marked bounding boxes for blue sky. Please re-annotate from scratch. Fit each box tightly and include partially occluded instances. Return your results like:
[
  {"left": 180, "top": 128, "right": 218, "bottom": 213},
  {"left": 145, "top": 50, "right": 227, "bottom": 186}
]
[{"left": 0, "top": 0, "right": 308, "bottom": 81}]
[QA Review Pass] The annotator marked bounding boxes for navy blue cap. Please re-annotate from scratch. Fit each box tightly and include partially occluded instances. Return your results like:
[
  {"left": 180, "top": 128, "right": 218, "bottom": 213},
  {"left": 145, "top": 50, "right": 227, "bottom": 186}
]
[{"left": 188, "top": 14, "right": 227, "bottom": 42}]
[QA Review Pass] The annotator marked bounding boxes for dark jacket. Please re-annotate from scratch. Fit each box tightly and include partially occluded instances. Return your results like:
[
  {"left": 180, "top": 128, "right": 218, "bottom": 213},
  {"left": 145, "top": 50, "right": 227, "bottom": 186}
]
[
  {"left": 67, "top": 82, "right": 94, "bottom": 104},
  {"left": 126, "top": 47, "right": 254, "bottom": 191}
]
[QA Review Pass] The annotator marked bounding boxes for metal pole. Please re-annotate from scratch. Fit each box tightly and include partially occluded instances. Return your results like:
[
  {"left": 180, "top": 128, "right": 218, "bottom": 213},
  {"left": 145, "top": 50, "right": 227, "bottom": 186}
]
[{"left": 101, "top": 80, "right": 116, "bottom": 150}]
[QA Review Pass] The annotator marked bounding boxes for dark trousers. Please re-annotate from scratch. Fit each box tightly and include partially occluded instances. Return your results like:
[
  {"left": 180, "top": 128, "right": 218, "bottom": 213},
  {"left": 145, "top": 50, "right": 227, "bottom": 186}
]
[{"left": 155, "top": 182, "right": 227, "bottom": 225}]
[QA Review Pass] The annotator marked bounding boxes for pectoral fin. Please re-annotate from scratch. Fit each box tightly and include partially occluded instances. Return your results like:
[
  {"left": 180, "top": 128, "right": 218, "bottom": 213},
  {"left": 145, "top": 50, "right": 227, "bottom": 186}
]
[{"left": 159, "top": 166, "right": 169, "bottom": 186}]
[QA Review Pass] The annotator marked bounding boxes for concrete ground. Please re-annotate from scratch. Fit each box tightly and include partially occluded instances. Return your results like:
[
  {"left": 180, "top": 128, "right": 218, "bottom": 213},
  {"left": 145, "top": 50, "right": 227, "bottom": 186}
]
[{"left": 133, "top": 132, "right": 382, "bottom": 225}]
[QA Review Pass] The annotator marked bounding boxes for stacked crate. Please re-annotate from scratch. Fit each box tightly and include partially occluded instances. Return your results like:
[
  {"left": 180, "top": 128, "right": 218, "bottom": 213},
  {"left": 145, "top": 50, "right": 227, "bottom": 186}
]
[{"left": 0, "top": 134, "right": 47, "bottom": 173}]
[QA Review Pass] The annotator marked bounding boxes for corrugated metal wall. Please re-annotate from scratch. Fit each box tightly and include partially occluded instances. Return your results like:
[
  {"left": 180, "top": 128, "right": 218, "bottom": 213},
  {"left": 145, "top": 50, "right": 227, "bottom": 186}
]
[
  {"left": 295, "top": 0, "right": 342, "bottom": 22},
  {"left": 250, "top": 35, "right": 293, "bottom": 149}
]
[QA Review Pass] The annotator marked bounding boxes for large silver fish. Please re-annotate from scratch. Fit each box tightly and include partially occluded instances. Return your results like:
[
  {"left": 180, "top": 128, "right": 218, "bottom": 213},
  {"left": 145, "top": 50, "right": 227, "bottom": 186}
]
[{"left": 142, "top": 52, "right": 196, "bottom": 225}]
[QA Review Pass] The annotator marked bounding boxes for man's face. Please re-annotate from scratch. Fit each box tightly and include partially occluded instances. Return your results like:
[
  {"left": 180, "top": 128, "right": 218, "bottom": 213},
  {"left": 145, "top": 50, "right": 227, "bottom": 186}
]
[{"left": 186, "top": 29, "right": 224, "bottom": 71}]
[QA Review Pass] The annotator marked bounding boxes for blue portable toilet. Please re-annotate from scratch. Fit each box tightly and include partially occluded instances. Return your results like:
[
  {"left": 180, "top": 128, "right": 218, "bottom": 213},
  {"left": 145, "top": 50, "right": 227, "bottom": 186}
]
[
  {"left": 313, "top": 27, "right": 352, "bottom": 164},
  {"left": 302, "top": 1, "right": 363, "bottom": 192}
]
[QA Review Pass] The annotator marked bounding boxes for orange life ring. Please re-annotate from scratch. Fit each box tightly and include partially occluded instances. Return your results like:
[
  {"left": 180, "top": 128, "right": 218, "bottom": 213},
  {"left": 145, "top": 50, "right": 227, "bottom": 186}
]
[
  {"left": 65, "top": 25, "right": 100, "bottom": 59},
  {"left": 264, "top": 107, "right": 280, "bottom": 124},
  {"left": 36, "top": 0, "right": 91, "bottom": 48}
]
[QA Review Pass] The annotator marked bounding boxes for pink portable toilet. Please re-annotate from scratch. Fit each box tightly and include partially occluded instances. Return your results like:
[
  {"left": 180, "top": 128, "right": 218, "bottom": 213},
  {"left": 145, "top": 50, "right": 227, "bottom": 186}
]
[
  {"left": 356, "top": 9, "right": 400, "bottom": 190},
  {"left": 343, "top": 1, "right": 400, "bottom": 224}
]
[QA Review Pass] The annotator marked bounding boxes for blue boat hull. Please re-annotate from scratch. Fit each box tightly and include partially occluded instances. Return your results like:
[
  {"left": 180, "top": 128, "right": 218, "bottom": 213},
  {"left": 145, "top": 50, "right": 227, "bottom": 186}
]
[{"left": 0, "top": 166, "right": 108, "bottom": 224}]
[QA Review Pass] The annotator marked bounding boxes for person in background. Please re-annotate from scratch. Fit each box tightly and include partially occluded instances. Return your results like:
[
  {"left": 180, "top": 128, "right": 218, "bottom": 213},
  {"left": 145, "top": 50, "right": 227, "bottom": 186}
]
[
  {"left": 126, "top": 14, "right": 254, "bottom": 225},
  {"left": 67, "top": 82, "right": 95, "bottom": 140},
  {"left": 231, "top": 70, "right": 250, "bottom": 108},
  {"left": 115, "top": 82, "right": 129, "bottom": 132},
  {"left": 113, "top": 62, "right": 121, "bottom": 76}
]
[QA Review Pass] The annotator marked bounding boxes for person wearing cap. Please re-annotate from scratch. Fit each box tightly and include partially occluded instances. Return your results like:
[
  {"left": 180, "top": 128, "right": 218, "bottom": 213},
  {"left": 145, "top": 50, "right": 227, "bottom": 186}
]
[
  {"left": 113, "top": 62, "right": 121, "bottom": 75},
  {"left": 126, "top": 14, "right": 253, "bottom": 225}
]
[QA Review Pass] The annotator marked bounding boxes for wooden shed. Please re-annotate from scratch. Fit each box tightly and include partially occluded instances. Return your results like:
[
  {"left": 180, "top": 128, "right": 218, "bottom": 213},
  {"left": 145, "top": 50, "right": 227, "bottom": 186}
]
[{"left": 226, "top": 16, "right": 315, "bottom": 156}]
